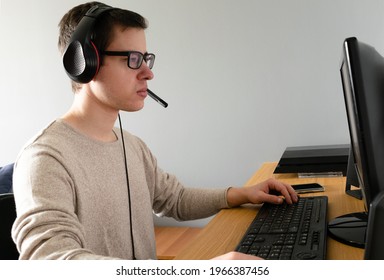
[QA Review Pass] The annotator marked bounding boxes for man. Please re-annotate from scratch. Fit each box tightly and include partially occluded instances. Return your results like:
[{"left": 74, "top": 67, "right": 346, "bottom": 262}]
[{"left": 11, "top": 2, "right": 297, "bottom": 260}]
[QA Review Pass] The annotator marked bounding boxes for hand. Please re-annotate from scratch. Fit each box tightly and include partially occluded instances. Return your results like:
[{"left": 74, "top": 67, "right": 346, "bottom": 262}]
[
  {"left": 226, "top": 178, "right": 298, "bottom": 207},
  {"left": 211, "top": 251, "right": 263, "bottom": 260}
]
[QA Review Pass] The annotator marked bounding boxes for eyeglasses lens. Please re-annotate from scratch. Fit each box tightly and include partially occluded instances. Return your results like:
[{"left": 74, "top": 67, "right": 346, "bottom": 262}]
[
  {"left": 129, "top": 52, "right": 143, "bottom": 69},
  {"left": 127, "top": 52, "right": 155, "bottom": 69}
]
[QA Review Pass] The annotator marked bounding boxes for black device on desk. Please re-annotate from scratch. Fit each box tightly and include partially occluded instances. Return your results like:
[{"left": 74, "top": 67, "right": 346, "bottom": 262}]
[
  {"left": 274, "top": 144, "right": 349, "bottom": 177},
  {"left": 235, "top": 196, "right": 328, "bottom": 260},
  {"left": 328, "top": 37, "right": 384, "bottom": 259},
  {"left": 292, "top": 183, "right": 324, "bottom": 194}
]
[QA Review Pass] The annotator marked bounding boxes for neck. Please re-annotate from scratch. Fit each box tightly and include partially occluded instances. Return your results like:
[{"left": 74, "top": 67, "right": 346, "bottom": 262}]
[{"left": 62, "top": 91, "right": 120, "bottom": 143}]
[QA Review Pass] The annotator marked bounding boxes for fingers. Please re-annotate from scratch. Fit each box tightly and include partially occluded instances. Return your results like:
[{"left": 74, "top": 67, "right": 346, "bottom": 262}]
[
  {"left": 240, "top": 178, "right": 299, "bottom": 206},
  {"left": 258, "top": 191, "right": 285, "bottom": 204},
  {"left": 211, "top": 251, "right": 263, "bottom": 260},
  {"left": 279, "top": 181, "right": 299, "bottom": 204},
  {"left": 265, "top": 178, "right": 298, "bottom": 204}
]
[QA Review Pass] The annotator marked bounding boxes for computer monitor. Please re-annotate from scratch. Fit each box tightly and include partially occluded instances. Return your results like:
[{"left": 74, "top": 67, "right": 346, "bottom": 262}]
[{"left": 328, "top": 37, "right": 384, "bottom": 252}]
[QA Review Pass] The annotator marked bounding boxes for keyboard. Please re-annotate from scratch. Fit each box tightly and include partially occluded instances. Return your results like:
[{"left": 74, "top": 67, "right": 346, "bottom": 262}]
[{"left": 235, "top": 196, "right": 328, "bottom": 260}]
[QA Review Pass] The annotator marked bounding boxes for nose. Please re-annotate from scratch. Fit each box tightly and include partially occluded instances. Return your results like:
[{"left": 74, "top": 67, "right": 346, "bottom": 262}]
[{"left": 138, "top": 63, "right": 154, "bottom": 81}]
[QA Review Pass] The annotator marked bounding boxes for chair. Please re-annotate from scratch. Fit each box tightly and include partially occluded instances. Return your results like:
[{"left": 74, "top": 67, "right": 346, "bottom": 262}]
[{"left": 0, "top": 193, "right": 19, "bottom": 259}]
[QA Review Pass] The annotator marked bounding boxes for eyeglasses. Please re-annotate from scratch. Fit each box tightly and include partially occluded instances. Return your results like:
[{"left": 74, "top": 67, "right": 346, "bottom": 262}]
[{"left": 101, "top": 50, "right": 155, "bottom": 70}]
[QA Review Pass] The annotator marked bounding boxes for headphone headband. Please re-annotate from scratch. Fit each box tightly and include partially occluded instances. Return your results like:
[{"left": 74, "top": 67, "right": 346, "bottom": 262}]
[{"left": 62, "top": 4, "right": 114, "bottom": 83}]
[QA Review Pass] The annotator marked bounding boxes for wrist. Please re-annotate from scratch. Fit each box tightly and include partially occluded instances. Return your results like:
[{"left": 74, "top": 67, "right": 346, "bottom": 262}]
[{"left": 227, "top": 187, "right": 249, "bottom": 208}]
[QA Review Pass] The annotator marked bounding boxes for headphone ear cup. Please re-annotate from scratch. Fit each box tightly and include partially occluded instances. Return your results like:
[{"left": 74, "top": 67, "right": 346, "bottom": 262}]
[
  {"left": 63, "top": 40, "right": 100, "bottom": 83},
  {"left": 62, "top": 4, "right": 113, "bottom": 84},
  {"left": 63, "top": 41, "right": 86, "bottom": 79}
]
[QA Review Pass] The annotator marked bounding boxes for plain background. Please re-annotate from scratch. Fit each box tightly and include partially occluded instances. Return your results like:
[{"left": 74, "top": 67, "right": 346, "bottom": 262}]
[{"left": 1, "top": 0, "right": 384, "bottom": 227}]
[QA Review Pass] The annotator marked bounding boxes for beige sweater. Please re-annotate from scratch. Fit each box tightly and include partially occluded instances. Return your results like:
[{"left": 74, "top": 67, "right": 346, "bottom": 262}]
[{"left": 12, "top": 120, "right": 229, "bottom": 259}]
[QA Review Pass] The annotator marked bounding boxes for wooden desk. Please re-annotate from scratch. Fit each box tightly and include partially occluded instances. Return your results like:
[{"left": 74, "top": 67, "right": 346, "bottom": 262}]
[{"left": 175, "top": 162, "right": 365, "bottom": 260}]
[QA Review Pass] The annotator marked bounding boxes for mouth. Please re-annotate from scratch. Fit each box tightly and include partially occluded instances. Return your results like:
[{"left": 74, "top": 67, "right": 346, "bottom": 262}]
[{"left": 137, "top": 88, "right": 148, "bottom": 98}]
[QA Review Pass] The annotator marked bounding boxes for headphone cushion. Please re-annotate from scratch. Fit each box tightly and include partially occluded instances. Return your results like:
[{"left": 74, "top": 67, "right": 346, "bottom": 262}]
[
  {"left": 63, "top": 41, "right": 86, "bottom": 77},
  {"left": 63, "top": 40, "right": 100, "bottom": 83}
]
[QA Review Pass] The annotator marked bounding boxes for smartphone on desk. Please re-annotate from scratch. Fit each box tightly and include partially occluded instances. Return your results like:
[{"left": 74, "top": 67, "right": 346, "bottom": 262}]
[{"left": 292, "top": 183, "right": 325, "bottom": 194}]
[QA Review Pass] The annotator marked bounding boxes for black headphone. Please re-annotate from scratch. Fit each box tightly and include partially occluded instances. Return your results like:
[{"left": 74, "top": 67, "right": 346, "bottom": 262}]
[{"left": 62, "top": 4, "right": 114, "bottom": 83}]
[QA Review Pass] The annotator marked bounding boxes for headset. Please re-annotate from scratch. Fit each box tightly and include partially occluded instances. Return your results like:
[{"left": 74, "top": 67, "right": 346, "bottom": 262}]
[{"left": 62, "top": 4, "right": 114, "bottom": 83}]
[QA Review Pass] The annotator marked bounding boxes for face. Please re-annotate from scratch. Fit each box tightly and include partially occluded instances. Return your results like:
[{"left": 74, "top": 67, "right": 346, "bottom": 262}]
[{"left": 88, "top": 27, "right": 154, "bottom": 112}]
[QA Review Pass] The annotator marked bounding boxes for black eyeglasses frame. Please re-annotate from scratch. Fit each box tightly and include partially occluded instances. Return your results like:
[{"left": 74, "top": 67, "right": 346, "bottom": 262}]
[{"left": 101, "top": 50, "right": 155, "bottom": 70}]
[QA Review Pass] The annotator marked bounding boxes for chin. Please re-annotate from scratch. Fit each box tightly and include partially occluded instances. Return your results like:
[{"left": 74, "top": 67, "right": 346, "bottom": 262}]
[{"left": 124, "top": 102, "right": 145, "bottom": 112}]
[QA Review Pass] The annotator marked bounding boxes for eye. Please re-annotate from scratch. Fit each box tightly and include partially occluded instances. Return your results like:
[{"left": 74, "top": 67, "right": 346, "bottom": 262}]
[
  {"left": 130, "top": 56, "right": 139, "bottom": 64},
  {"left": 129, "top": 52, "right": 143, "bottom": 68}
]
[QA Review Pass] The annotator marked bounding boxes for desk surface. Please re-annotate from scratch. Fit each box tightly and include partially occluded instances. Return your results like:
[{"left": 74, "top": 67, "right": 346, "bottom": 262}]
[{"left": 175, "top": 162, "right": 365, "bottom": 260}]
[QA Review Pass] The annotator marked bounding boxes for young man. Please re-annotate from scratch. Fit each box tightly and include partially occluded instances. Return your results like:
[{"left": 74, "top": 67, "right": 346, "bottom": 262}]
[{"left": 11, "top": 2, "right": 297, "bottom": 260}]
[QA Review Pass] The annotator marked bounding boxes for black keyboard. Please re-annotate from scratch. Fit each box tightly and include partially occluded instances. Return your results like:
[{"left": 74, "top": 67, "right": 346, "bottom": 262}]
[{"left": 235, "top": 196, "right": 328, "bottom": 260}]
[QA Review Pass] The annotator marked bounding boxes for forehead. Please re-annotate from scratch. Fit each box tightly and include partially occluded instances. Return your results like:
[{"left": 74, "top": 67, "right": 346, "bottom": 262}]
[{"left": 107, "top": 26, "right": 147, "bottom": 51}]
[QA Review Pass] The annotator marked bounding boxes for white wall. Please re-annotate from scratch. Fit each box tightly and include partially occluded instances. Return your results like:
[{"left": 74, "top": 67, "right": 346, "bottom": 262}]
[{"left": 1, "top": 0, "right": 384, "bottom": 227}]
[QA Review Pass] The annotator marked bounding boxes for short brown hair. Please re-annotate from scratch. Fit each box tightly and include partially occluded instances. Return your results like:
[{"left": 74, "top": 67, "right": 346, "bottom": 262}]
[{"left": 58, "top": 2, "right": 148, "bottom": 92}]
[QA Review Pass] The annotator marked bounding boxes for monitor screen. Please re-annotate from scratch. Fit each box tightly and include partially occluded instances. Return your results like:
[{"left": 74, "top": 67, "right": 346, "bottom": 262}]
[
  {"left": 341, "top": 37, "right": 384, "bottom": 210},
  {"left": 328, "top": 37, "right": 384, "bottom": 251}
]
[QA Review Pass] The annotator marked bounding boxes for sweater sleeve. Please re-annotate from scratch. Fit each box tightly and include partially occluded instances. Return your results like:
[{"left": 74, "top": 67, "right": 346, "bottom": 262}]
[
  {"left": 133, "top": 136, "right": 230, "bottom": 221},
  {"left": 11, "top": 145, "right": 119, "bottom": 260}
]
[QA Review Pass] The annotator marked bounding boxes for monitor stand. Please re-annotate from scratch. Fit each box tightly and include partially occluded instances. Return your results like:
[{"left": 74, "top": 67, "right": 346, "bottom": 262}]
[
  {"left": 345, "top": 148, "right": 363, "bottom": 200},
  {"left": 346, "top": 186, "right": 363, "bottom": 200},
  {"left": 328, "top": 212, "right": 367, "bottom": 248}
]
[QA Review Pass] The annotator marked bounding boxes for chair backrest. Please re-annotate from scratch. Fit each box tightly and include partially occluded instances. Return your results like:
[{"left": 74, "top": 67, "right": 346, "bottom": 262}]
[{"left": 0, "top": 193, "right": 19, "bottom": 259}]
